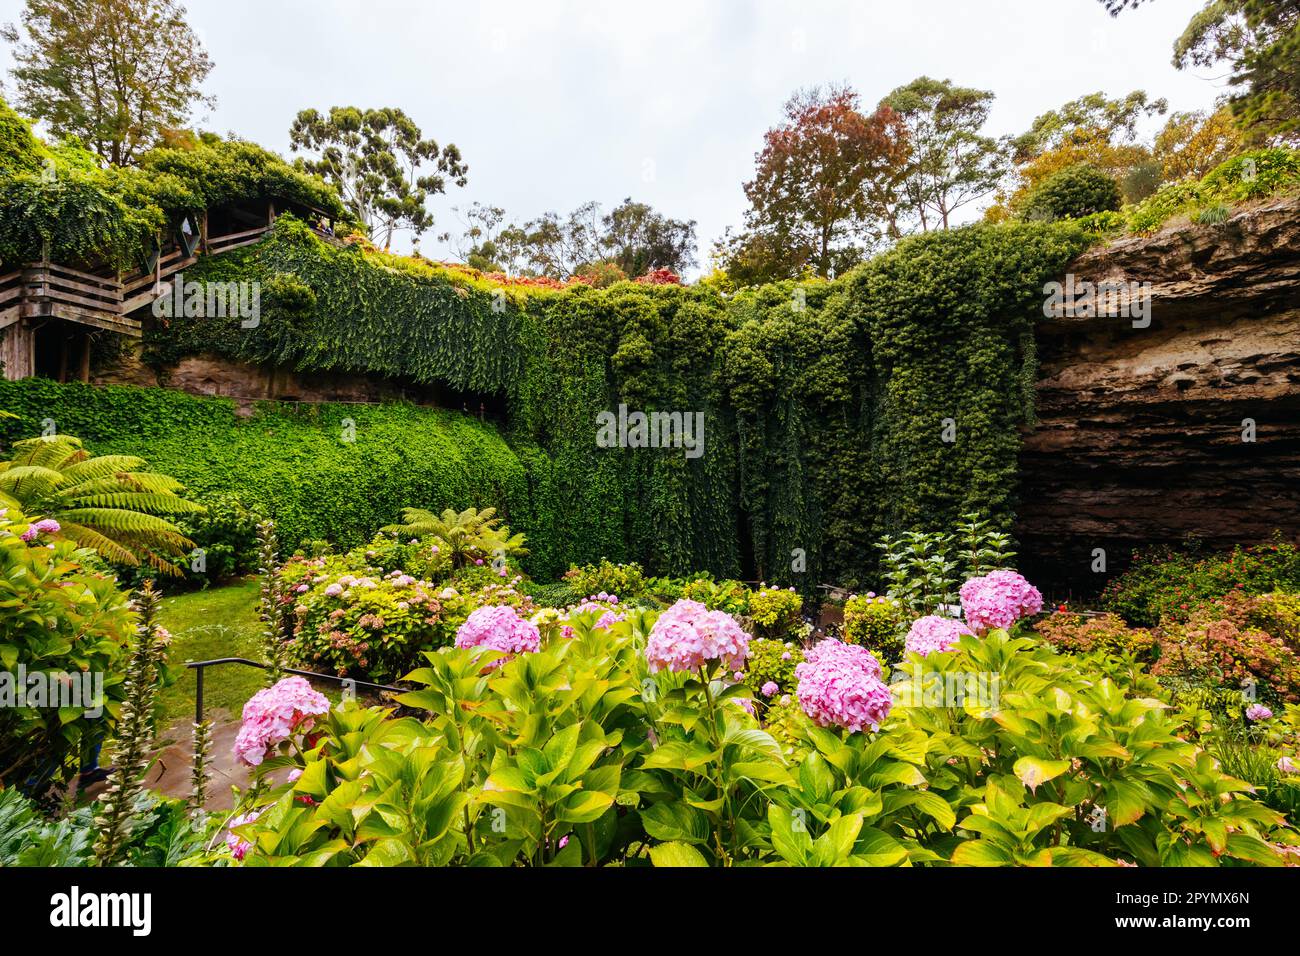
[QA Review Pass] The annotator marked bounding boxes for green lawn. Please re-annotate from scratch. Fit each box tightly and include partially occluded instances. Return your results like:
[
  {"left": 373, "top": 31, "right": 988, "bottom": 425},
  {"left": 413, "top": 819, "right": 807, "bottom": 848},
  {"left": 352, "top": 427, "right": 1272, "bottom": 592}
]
[{"left": 156, "top": 579, "right": 265, "bottom": 731}]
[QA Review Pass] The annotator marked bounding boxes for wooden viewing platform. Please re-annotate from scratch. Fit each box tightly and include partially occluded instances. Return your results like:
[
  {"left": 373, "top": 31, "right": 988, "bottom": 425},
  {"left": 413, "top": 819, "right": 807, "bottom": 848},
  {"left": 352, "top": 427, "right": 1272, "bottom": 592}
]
[{"left": 0, "top": 200, "right": 339, "bottom": 381}]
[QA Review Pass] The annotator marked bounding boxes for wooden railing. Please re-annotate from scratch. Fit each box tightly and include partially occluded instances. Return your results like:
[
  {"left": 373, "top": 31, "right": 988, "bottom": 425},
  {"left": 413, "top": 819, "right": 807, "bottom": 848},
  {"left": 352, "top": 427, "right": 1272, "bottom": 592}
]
[{"left": 0, "top": 224, "right": 290, "bottom": 337}]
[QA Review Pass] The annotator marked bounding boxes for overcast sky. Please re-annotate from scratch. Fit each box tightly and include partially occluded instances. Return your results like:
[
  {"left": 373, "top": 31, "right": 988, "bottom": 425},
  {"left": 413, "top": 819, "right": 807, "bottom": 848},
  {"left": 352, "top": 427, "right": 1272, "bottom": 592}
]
[{"left": 1, "top": 0, "right": 1225, "bottom": 272}]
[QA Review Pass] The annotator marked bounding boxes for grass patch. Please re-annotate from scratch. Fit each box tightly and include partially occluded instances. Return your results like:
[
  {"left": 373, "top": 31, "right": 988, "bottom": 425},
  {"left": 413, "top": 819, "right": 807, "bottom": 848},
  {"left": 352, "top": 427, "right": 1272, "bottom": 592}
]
[{"left": 156, "top": 579, "right": 264, "bottom": 729}]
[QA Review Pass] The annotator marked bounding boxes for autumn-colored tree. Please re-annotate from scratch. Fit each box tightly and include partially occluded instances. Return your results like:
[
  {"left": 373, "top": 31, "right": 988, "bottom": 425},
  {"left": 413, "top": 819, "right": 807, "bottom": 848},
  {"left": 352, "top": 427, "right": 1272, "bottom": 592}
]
[
  {"left": 723, "top": 84, "right": 910, "bottom": 282},
  {"left": 2, "top": 0, "right": 214, "bottom": 166},
  {"left": 1154, "top": 107, "right": 1246, "bottom": 180},
  {"left": 988, "top": 90, "right": 1168, "bottom": 218}
]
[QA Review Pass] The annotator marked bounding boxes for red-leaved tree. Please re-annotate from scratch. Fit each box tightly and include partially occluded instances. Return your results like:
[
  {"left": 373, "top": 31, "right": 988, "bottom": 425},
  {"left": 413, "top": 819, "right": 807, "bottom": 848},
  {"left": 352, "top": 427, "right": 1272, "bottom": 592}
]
[{"left": 725, "top": 84, "right": 910, "bottom": 282}]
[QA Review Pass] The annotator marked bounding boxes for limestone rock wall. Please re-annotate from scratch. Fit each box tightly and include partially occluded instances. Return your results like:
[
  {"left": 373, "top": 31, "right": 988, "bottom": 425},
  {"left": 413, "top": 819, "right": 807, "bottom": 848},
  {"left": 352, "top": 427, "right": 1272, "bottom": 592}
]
[{"left": 1018, "top": 196, "right": 1300, "bottom": 594}]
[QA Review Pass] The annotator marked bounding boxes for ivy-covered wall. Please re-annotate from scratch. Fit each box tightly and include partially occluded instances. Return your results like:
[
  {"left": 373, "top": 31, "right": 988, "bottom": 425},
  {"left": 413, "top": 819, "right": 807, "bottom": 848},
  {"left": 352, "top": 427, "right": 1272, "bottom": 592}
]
[
  {"left": 2, "top": 216, "right": 1088, "bottom": 587},
  {"left": 0, "top": 380, "right": 531, "bottom": 556}
]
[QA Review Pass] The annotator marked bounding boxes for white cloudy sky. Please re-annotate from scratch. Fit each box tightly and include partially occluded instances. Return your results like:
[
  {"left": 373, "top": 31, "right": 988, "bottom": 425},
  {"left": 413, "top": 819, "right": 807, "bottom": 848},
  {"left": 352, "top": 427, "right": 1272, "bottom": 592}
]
[{"left": 1, "top": 0, "right": 1225, "bottom": 272}]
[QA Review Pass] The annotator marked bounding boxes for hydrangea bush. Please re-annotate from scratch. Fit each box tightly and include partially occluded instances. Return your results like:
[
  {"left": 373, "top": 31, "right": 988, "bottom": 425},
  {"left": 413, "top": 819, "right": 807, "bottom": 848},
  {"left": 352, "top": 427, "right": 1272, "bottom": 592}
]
[
  {"left": 795, "top": 639, "right": 892, "bottom": 733},
  {"left": 742, "top": 637, "right": 804, "bottom": 704},
  {"left": 454, "top": 605, "right": 540, "bottom": 668},
  {"left": 747, "top": 585, "right": 803, "bottom": 640},
  {"left": 904, "top": 615, "right": 974, "bottom": 656},
  {"left": 233, "top": 676, "right": 330, "bottom": 768},
  {"left": 959, "top": 569, "right": 1043, "bottom": 634},
  {"left": 0, "top": 507, "right": 138, "bottom": 794},
  {"left": 644, "top": 598, "right": 750, "bottom": 674},
  {"left": 842, "top": 593, "right": 907, "bottom": 660},
  {"left": 213, "top": 569, "right": 1298, "bottom": 868}
]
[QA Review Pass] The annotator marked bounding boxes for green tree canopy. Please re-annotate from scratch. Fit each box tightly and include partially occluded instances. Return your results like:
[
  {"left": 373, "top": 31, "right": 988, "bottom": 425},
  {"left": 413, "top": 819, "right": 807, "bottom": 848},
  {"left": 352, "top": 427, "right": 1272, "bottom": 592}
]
[
  {"left": 879, "top": 76, "right": 1007, "bottom": 232},
  {"left": 1101, "top": 0, "right": 1300, "bottom": 140},
  {"left": 289, "top": 105, "right": 468, "bottom": 249}
]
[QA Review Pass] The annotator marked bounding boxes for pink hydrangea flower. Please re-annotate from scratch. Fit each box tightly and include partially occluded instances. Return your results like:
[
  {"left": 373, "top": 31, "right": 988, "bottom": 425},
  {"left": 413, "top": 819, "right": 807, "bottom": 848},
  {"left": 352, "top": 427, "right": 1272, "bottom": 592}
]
[
  {"left": 904, "top": 615, "right": 974, "bottom": 656},
  {"left": 234, "top": 676, "right": 330, "bottom": 768},
  {"left": 959, "top": 570, "right": 1043, "bottom": 633},
  {"left": 1246, "top": 704, "right": 1273, "bottom": 722},
  {"left": 795, "top": 639, "right": 891, "bottom": 733},
  {"left": 455, "top": 605, "right": 540, "bottom": 668},
  {"left": 644, "top": 599, "right": 749, "bottom": 674},
  {"left": 1277, "top": 756, "right": 1297, "bottom": 774},
  {"left": 226, "top": 809, "right": 262, "bottom": 861},
  {"left": 566, "top": 596, "right": 626, "bottom": 631},
  {"left": 324, "top": 582, "right": 343, "bottom": 597},
  {"left": 761, "top": 681, "right": 779, "bottom": 697}
]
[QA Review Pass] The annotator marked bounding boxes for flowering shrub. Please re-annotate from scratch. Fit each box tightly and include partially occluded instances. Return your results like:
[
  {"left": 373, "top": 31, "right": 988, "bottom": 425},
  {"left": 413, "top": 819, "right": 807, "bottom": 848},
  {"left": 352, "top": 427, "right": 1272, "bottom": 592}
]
[
  {"left": 678, "top": 576, "right": 752, "bottom": 616},
  {"left": 747, "top": 585, "right": 803, "bottom": 640},
  {"left": 742, "top": 638, "right": 804, "bottom": 702},
  {"left": 1101, "top": 539, "right": 1300, "bottom": 627},
  {"left": 233, "top": 676, "right": 330, "bottom": 767},
  {"left": 562, "top": 593, "right": 626, "bottom": 634},
  {"left": 286, "top": 562, "right": 453, "bottom": 680},
  {"left": 1249, "top": 592, "right": 1300, "bottom": 652},
  {"left": 221, "top": 598, "right": 1296, "bottom": 868},
  {"left": 842, "top": 593, "right": 907, "bottom": 660},
  {"left": 1035, "top": 611, "right": 1158, "bottom": 659},
  {"left": 633, "top": 267, "right": 682, "bottom": 285},
  {"left": 645, "top": 599, "right": 749, "bottom": 673},
  {"left": 1151, "top": 592, "right": 1300, "bottom": 705},
  {"left": 0, "top": 507, "right": 137, "bottom": 793},
  {"left": 904, "top": 615, "right": 974, "bottom": 657},
  {"left": 225, "top": 809, "right": 262, "bottom": 862},
  {"left": 959, "top": 569, "right": 1043, "bottom": 633},
  {"left": 350, "top": 532, "right": 452, "bottom": 582},
  {"left": 454, "top": 605, "right": 540, "bottom": 667},
  {"left": 795, "top": 639, "right": 892, "bottom": 733},
  {"left": 563, "top": 559, "right": 646, "bottom": 600}
]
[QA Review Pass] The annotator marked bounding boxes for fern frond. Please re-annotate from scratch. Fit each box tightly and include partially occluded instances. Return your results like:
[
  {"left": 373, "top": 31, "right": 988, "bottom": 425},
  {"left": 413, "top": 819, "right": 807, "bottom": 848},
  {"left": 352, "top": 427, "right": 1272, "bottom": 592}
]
[
  {"left": 0, "top": 464, "right": 68, "bottom": 496},
  {"left": 63, "top": 492, "right": 204, "bottom": 514},
  {"left": 60, "top": 455, "right": 150, "bottom": 482},
  {"left": 54, "top": 508, "right": 192, "bottom": 537},
  {"left": 60, "top": 473, "right": 187, "bottom": 498},
  {"left": 55, "top": 522, "right": 142, "bottom": 566}
]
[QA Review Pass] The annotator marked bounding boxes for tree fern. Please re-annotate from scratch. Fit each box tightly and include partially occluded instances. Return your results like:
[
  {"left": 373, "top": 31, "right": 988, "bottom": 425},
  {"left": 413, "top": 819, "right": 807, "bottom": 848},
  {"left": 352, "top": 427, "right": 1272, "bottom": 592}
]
[
  {"left": 0, "top": 435, "right": 201, "bottom": 575},
  {"left": 381, "top": 505, "right": 527, "bottom": 569}
]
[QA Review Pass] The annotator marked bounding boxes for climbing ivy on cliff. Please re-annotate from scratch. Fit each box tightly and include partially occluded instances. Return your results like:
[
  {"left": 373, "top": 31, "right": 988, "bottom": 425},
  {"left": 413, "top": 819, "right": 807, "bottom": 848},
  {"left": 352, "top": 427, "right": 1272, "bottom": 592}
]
[
  {"left": 854, "top": 222, "right": 1089, "bottom": 539},
  {"left": 131, "top": 214, "right": 1087, "bottom": 586}
]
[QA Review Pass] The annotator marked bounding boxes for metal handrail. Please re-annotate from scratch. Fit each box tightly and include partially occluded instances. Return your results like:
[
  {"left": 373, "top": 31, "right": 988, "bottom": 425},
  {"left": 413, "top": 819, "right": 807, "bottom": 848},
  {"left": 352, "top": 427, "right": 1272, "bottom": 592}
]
[{"left": 183, "top": 657, "right": 406, "bottom": 725}]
